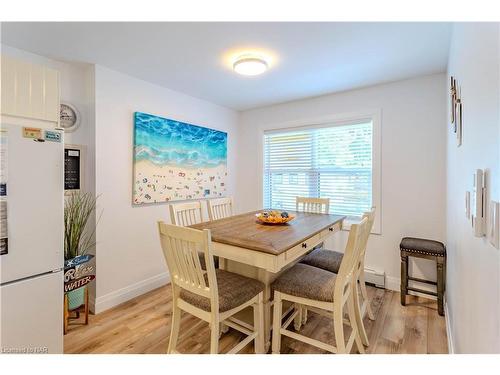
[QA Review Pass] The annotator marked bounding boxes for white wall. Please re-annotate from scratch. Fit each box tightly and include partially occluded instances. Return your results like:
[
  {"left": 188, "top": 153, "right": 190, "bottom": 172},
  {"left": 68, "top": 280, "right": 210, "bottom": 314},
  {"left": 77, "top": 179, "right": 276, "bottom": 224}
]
[
  {"left": 446, "top": 23, "right": 500, "bottom": 353},
  {"left": 237, "top": 74, "right": 447, "bottom": 289},
  {"left": 93, "top": 65, "right": 239, "bottom": 313}
]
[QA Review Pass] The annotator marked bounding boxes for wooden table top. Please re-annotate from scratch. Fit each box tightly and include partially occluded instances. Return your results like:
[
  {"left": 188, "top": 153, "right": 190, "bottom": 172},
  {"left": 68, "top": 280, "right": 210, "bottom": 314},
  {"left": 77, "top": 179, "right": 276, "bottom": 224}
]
[{"left": 190, "top": 210, "right": 345, "bottom": 255}]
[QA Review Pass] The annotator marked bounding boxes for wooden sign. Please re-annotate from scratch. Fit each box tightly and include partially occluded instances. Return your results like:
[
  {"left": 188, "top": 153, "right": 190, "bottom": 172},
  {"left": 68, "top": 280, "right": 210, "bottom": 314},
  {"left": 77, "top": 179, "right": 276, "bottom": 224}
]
[
  {"left": 64, "top": 264, "right": 94, "bottom": 282},
  {"left": 64, "top": 254, "right": 94, "bottom": 269},
  {"left": 64, "top": 275, "right": 95, "bottom": 293},
  {"left": 64, "top": 254, "right": 95, "bottom": 293}
]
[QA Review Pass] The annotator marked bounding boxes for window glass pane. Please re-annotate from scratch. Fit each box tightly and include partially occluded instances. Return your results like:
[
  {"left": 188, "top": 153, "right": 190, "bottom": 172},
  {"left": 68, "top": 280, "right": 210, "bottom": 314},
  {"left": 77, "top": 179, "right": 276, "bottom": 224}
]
[{"left": 263, "top": 121, "right": 373, "bottom": 218}]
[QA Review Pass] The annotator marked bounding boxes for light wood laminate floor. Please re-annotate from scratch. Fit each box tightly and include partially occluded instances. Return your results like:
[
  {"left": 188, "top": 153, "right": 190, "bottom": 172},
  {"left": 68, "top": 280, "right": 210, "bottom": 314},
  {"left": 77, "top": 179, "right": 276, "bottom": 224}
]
[{"left": 64, "top": 284, "right": 448, "bottom": 354}]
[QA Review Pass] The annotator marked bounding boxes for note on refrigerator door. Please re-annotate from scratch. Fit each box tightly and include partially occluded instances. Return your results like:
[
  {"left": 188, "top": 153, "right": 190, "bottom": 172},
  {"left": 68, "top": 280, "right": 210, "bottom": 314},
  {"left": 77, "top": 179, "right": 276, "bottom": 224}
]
[
  {"left": 0, "top": 200, "right": 7, "bottom": 255},
  {"left": 0, "top": 129, "right": 8, "bottom": 255},
  {"left": 0, "top": 129, "right": 7, "bottom": 192}
]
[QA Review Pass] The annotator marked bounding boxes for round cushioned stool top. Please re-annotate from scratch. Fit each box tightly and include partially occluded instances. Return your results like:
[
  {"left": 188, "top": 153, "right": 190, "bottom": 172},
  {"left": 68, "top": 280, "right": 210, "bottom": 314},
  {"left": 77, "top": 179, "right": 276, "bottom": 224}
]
[{"left": 400, "top": 237, "right": 446, "bottom": 256}]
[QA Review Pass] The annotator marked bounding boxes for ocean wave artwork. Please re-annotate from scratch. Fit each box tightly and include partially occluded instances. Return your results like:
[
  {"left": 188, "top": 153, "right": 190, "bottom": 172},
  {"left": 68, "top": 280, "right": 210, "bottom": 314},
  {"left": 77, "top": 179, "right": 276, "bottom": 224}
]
[{"left": 133, "top": 112, "right": 228, "bottom": 205}]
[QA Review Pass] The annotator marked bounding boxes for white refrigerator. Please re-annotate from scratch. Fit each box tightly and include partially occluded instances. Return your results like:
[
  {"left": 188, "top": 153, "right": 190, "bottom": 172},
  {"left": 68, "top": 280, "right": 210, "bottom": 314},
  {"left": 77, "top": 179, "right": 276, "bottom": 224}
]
[{"left": 0, "top": 123, "right": 64, "bottom": 354}]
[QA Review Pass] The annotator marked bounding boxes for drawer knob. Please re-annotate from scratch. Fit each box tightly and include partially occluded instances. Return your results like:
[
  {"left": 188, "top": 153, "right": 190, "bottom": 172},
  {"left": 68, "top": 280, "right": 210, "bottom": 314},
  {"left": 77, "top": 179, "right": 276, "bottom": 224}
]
[{"left": 302, "top": 243, "right": 307, "bottom": 248}]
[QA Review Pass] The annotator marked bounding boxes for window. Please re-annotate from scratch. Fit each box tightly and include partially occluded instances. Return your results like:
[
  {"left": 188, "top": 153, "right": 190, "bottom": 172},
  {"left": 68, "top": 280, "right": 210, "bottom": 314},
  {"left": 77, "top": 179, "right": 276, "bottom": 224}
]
[{"left": 263, "top": 114, "right": 380, "bottom": 232}]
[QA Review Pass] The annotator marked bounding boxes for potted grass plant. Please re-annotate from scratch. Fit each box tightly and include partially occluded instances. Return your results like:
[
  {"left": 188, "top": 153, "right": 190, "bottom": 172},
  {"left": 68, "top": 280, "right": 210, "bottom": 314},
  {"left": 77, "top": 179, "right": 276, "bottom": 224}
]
[{"left": 64, "top": 192, "right": 99, "bottom": 310}]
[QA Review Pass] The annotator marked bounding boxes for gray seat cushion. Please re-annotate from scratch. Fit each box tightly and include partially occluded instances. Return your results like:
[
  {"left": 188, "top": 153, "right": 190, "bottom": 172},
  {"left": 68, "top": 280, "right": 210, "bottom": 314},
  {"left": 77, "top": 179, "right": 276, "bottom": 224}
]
[
  {"left": 180, "top": 269, "right": 264, "bottom": 312},
  {"left": 300, "top": 248, "right": 344, "bottom": 274},
  {"left": 271, "top": 263, "right": 337, "bottom": 302},
  {"left": 400, "top": 237, "right": 446, "bottom": 256}
]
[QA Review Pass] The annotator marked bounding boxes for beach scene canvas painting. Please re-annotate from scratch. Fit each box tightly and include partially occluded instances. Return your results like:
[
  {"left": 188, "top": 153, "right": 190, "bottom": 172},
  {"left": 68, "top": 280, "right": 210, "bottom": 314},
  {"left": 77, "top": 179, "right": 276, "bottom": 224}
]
[{"left": 133, "top": 112, "right": 227, "bottom": 205}]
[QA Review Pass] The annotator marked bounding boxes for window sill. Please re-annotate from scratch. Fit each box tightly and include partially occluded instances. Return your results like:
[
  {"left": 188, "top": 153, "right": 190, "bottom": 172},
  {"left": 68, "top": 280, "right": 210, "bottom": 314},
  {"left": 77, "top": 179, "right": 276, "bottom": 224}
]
[{"left": 341, "top": 218, "right": 381, "bottom": 235}]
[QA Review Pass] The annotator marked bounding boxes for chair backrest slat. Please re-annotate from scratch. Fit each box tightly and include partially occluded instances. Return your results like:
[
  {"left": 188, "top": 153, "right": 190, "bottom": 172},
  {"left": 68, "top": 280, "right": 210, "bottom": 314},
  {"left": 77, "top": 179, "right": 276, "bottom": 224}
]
[
  {"left": 353, "top": 208, "right": 376, "bottom": 280},
  {"left": 158, "top": 222, "right": 218, "bottom": 302},
  {"left": 334, "top": 216, "right": 370, "bottom": 300},
  {"left": 295, "top": 197, "right": 330, "bottom": 214},
  {"left": 207, "top": 197, "right": 234, "bottom": 221},
  {"left": 359, "top": 208, "right": 376, "bottom": 259},
  {"left": 169, "top": 201, "right": 204, "bottom": 226}
]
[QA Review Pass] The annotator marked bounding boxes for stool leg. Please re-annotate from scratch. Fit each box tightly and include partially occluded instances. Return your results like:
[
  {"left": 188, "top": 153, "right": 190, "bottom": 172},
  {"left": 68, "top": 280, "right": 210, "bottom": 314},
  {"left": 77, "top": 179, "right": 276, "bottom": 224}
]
[
  {"left": 437, "top": 258, "right": 445, "bottom": 316},
  {"left": 63, "top": 294, "right": 69, "bottom": 334},
  {"left": 401, "top": 255, "right": 408, "bottom": 306},
  {"left": 84, "top": 287, "right": 89, "bottom": 325},
  {"left": 444, "top": 257, "right": 447, "bottom": 293}
]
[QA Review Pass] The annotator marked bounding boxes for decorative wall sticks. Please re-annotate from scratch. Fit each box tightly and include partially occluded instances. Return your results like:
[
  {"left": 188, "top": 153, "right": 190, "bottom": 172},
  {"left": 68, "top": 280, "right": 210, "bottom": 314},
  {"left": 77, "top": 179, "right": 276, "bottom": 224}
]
[{"left": 450, "top": 76, "right": 463, "bottom": 146}]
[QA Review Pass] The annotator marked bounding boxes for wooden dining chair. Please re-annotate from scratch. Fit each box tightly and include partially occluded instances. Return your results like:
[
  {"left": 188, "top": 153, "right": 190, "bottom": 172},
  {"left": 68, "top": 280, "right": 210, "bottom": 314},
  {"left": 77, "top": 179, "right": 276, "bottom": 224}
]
[
  {"left": 169, "top": 200, "right": 220, "bottom": 269},
  {"left": 296, "top": 197, "right": 330, "bottom": 214},
  {"left": 293, "top": 196, "right": 330, "bottom": 328},
  {"left": 207, "top": 197, "right": 234, "bottom": 221},
  {"left": 169, "top": 201, "right": 204, "bottom": 226},
  {"left": 157, "top": 222, "right": 265, "bottom": 354},
  {"left": 300, "top": 208, "right": 376, "bottom": 346},
  {"left": 271, "top": 217, "right": 370, "bottom": 354}
]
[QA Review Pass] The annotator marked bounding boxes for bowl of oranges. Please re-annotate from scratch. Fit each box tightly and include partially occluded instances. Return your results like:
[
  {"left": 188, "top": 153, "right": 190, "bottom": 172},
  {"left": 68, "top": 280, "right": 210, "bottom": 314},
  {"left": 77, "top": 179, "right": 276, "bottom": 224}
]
[{"left": 255, "top": 210, "right": 295, "bottom": 225}]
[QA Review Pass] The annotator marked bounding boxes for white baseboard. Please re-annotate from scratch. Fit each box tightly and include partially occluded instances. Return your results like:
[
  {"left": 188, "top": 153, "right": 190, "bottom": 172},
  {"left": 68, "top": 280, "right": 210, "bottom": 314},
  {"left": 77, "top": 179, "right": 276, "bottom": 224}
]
[
  {"left": 385, "top": 276, "right": 437, "bottom": 300},
  {"left": 93, "top": 272, "right": 170, "bottom": 314},
  {"left": 445, "top": 301, "right": 455, "bottom": 354},
  {"left": 364, "top": 267, "right": 385, "bottom": 288}
]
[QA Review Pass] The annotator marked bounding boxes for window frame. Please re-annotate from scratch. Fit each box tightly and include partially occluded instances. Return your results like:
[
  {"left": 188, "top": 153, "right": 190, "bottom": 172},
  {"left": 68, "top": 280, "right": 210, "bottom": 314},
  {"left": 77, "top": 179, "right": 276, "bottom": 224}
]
[{"left": 260, "top": 109, "right": 382, "bottom": 234}]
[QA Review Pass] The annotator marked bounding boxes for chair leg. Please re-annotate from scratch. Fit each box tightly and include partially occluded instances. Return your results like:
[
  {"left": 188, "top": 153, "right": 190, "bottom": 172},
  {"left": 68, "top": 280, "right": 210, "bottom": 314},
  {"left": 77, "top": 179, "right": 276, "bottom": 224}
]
[
  {"left": 333, "top": 299, "right": 346, "bottom": 354},
  {"left": 272, "top": 292, "right": 282, "bottom": 354},
  {"left": 444, "top": 257, "right": 447, "bottom": 293},
  {"left": 302, "top": 306, "right": 308, "bottom": 325},
  {"left": 219, "top": 255, "right": 229, "bottom": 335},
  {"left": 253, "top": 292, "right": 265, "bottom": 354},
  {"left": 294, "top": 303, "right": 303, "bottom": 331},
  {"left": 219, "top": 323, "right": 229, "bottom": 336},
  {"left": 210, "top": 322, "right": 220, "bottom": 354},
  {"left": 400, "top": 255, "right": 408, "bottom": 306},
  {"left": 167, "top": 298, "right": 181, "bottom": 353},
  {"left": 347, "top": 291, "right": 365, "bottom": 354},
  {"left": 437, "top": 259, "right": 445, "bottom": 316},
  {"left": 359, "top": 272, "right": 375, "bottom": 320},
  {"left": 353, "top": 280, "right": 369, "bottom": 346}
]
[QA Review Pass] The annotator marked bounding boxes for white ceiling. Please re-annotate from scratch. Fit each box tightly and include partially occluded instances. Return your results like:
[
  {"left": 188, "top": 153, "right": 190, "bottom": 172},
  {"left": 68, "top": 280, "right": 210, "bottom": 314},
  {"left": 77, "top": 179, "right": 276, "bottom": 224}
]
[{"left": 1, "top": 22, "right": 452, "bottom": 111}]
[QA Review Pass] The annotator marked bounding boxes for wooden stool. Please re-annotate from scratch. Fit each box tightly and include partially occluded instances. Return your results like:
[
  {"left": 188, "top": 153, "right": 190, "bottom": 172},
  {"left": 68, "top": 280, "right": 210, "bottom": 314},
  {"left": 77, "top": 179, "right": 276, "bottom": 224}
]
[
  {"left": 400, "top": 237, "right": 446, "bottom": 316},
  {"left": 64, "top": 287, "right": 89, "bottom": 334}
]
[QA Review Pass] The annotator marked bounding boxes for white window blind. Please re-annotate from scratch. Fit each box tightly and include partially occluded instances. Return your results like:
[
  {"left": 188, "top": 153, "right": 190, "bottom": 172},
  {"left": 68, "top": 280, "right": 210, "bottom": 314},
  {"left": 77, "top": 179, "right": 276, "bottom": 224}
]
[{"left": 263, "top": 121, "right": 373, "bottom": 219}]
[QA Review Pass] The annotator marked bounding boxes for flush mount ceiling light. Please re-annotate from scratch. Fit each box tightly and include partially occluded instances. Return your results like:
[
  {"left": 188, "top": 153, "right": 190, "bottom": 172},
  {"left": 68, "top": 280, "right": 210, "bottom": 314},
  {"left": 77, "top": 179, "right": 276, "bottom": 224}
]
[{"left": 233, "top": 55, "right": 269, "bottom": 76}]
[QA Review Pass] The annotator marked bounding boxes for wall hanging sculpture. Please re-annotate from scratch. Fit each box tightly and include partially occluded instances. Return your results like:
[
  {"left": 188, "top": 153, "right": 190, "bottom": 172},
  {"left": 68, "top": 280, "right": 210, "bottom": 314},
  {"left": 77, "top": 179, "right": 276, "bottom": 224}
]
[
  {"left": 450, "top": 76, "right": 463, "bottom": 146},
  {"left": 133, "top": 112, "right": 228, "bottom": 205}
]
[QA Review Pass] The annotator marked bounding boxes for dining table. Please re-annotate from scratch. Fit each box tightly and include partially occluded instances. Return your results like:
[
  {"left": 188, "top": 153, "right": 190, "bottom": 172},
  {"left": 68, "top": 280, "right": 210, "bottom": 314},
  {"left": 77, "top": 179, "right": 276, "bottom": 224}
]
[{"left": 190, "top": 209, "right": 345, "bottom": 351}]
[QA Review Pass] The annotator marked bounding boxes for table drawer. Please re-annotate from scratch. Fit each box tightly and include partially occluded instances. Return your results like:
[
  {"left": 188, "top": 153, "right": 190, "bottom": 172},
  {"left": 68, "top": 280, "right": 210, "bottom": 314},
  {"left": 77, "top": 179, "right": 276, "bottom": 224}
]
[
  {"left": 320, "top": 222, "right": 342, "bottom": 239},
  {"left": 285, "top": 233, "right": 322, "bottom": 261}
]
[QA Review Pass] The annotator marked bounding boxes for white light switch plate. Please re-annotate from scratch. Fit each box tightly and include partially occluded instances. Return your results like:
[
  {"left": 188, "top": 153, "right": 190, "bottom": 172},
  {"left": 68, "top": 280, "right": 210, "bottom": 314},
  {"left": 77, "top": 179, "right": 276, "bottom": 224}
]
[{"left": 489, "top": 201, "right": 499, "bottom": 249}]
